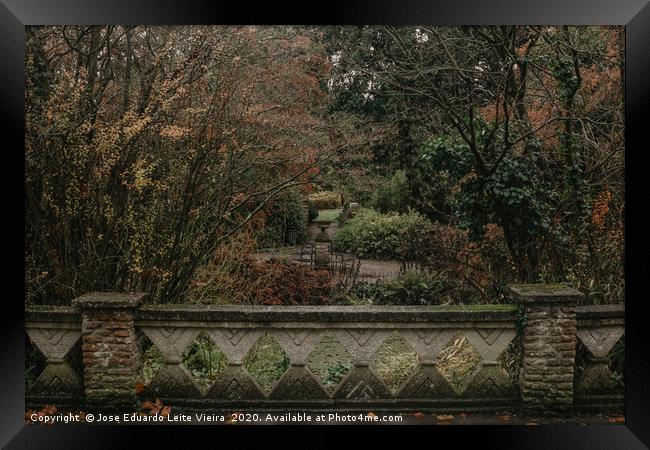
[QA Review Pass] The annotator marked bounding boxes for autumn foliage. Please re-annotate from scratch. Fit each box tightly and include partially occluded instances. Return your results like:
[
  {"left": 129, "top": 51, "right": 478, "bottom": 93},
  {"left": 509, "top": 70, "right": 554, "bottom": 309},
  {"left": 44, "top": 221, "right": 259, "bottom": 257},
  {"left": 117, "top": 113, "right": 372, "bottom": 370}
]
[
  {"left": 254, "top": 260, "right": 333, "bottom": 305},
  {"left": 25, "top": 25, "right": 624, "bottom": 305},
  {"left": 25, "top": 26, "right": 339, "bottom": 305}
]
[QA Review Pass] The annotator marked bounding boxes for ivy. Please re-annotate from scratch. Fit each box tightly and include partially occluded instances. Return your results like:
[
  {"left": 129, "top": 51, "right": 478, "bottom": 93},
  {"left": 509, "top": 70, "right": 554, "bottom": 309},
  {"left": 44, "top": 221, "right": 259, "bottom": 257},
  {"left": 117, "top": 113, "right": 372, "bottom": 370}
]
[{"left": 420, "top": 137, "right": 562, "bottom": 244}]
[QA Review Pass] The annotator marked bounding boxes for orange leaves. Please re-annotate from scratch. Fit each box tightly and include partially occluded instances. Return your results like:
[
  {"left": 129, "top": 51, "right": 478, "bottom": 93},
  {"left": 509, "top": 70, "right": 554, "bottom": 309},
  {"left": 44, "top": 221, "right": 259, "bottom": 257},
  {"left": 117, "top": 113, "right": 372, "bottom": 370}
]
[
  {"left": 25, "top": 405, "right": 58, "bottom": 424},
  {"left": 159, "top": 125, "right": 191, "bottom": 140},
  {"left": 225, "top": 412, "right": 242, "bottom": 424},
  {"left": 477, "top": 103, "right": 497, "bottom": 123},
  {"left": 135, "top": 382, "right": 146, "bottom": 396},
  {"left": 231, "top": 192, "right": 246, "bottom": 205},
  {"left": 141, "top": 399, "right": 171, "bottom": 417},
  {"left": 436, "top": 414, "right": 454, "bottom": 422},
  {"left": 123, "top": 115, "right": 153, "bottom": 141},
  {"left": 591, "top": 188, "right": 612, "bottom": 231},
  {"left": 580, "top": 64, "right": 621, "bottom": 109},
  {"left": 426, "top": 222, "right": 510, "bottom": 292},
  {"left": 255, "top": 260, "right": 333, "bottom": 306}
]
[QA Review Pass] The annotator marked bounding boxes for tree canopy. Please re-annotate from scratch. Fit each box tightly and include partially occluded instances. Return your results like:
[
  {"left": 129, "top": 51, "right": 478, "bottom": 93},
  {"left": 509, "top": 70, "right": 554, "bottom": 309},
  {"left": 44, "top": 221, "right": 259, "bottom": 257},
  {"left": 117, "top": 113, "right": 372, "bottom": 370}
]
[{"left": 25, "top": 25, "right": 624, "bottom": 305}]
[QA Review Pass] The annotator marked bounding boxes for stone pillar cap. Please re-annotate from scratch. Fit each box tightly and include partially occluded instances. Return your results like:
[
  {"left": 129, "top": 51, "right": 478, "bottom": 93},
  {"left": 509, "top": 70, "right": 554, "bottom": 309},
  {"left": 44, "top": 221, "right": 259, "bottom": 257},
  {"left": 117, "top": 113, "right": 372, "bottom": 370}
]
[
  {"left": 506, "top": 283, "right": 584, "bottom": 303},
  {"left": 72, "top": 291, "right": 148, "bottom": 309}
]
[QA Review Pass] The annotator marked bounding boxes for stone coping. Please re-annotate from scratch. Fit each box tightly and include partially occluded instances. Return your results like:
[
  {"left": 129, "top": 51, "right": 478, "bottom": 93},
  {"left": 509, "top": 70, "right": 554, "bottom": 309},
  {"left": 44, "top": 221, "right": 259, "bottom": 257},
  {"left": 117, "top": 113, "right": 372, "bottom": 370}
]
[
  {"left": 576, "top": 304, "right": 624, "bottom": 319},
  {"left": 25, "top": 303, "right": 517, "bottom": 324},
  {"left": 506, "top": 283, "right": 584, "bottom": 303},
  {"left": 71, "top": 291, "right": 149, "bottom": 309},
  {"left": 26, "top": 302, "right": 626, "bottom": 325},
  {"left": 25, "top": 305, "right": 81, "bottom": 323},
  {"left": 134, "top": 304, "right": 517, "bottom": 323},
  {"left": 576, "top": 304, "right": 625, "bottom": 326}
]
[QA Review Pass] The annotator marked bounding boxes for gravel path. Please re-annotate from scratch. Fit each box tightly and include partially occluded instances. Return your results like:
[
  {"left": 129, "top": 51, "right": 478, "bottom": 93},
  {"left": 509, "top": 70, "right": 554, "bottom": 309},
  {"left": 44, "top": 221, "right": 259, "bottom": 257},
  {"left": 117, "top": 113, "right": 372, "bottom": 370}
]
[
  {"left": 255, "top": 220, "right": 406, "bottom": 282},
  {"left": 253, "top": 248, "right": 403, "bottom": 282}
]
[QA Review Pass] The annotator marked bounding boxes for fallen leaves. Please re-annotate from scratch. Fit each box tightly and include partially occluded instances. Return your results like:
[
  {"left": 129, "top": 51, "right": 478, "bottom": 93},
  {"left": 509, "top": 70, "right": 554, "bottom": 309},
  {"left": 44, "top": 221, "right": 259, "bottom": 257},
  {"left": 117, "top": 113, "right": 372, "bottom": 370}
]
[
  {"left": 225, "top": 412, "right": 242, "bottom": 424},
  {"left": 608, "top": 416, "right": 625, "bottom": 423},
  {"left": 435, "top": 414, "right": 454, "bottom": 423},
  {"left": 135, "top": 382, "right": 145, "bottom": 395},
  {"left": 25, "top": 405, "right": 58, "bottom": 425},
  {"left": 141, "top": 399, "right": 171, "bottom": 416}
]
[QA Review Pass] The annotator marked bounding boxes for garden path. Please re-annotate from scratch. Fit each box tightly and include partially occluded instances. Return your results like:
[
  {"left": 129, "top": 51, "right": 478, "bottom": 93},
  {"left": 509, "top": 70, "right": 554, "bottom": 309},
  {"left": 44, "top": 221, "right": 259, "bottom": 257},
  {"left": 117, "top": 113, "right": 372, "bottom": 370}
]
[{"left": 255, "top": 220, "right": 403, "bottom": 282}]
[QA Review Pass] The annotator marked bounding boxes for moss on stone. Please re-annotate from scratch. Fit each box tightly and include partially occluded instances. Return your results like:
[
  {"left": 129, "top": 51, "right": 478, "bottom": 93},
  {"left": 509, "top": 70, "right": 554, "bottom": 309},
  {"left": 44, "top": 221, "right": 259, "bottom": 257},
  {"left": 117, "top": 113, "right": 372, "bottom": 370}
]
[{"left": 510, "top": 283, "right": 569, "bottom": 293}]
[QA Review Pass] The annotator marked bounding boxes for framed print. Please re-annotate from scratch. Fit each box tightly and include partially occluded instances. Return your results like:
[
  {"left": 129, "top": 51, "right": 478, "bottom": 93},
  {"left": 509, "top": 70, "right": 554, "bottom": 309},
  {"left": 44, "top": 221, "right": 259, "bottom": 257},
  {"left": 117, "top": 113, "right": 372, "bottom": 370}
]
[{"left": 2, "top": 0, "right": 649, "bottom": 448}]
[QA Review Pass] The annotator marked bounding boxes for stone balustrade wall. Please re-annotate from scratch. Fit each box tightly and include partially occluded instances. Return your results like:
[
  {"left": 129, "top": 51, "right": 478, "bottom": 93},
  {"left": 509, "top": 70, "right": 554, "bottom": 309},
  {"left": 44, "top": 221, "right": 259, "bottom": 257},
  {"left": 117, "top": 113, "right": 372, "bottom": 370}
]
[
  {"left": 25, "top": 285, "right": 624, "bottom": 413},
  {"left": 574, "top": 304, "right": 625, "bottom": 409}
]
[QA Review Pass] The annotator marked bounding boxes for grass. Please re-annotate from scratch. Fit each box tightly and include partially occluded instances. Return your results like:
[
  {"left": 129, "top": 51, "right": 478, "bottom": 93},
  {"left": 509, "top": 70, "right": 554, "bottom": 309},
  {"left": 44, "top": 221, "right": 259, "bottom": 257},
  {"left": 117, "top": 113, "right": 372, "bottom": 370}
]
[
  {"left": 435, "top": 332, "right": 482, "bottom": 393},
  {"left": 306, "top": 335, "right": 353, "bottom": 392},
  {"left": 370, "top": 331, "right": 420, "bottom": 393},
  {"left": 243, "top": 334, "right": 291, "bottom": 392},
  {"left": 315, "top": 208, "right": 342, "bottom": 222}
]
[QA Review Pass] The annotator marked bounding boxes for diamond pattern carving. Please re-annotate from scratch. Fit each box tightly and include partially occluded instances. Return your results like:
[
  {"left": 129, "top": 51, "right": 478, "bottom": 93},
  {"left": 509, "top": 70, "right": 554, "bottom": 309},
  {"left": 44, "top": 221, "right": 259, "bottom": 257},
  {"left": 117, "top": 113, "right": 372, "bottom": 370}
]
[
  {"left": 401, "top": 329, "right": 455, "bottom": 362},
  {"left": 27, "top": 329, "right": 80, "bottom": 361},
  {"left": 269, "top": 366, "right": 330, "bottom": 399},
  {"left": 145, "top": 364, "right": 203, "bottom": 398},
  {"left": 577, "top": 326, "right": 624, "bottom": 358},
  {"left": 181, "top": 332, "right": 227, "bottom": 389},
  {"left": 465, "top": 328, "right": 515, "bottom": 362},
  {"left": 207, "top": 329, "right": 264, "bottom": 364},
  {"left": 36, "top": 302, "right": 610, "bottom": 406},
  {"left": 333, "top": 366, "right": 392, "bottom": 399},
  {"left": 575, "top": 326, "right": 625, "bottom": 396},
  {"left": 31, "top": 362, "right": 82, "bottom": 396},
  {"left": 306, "top": 334, "right": 353, "bottom": 393},
  {"left": 270, "top": 329, "right": 320, "bottom": 364},
  {"left": 143, "top": 327, "right": 199, "bottom": 362},
  {"left": 396, "top": 364, "right": 456, "bottom": 398},
  {"left": 206, "top": 365, "right": 265, "bottom": 400},
  {"left": 576, "top": 364, "right": 622, "bottom": 394},
  {"left": 333, "top": 329, "right": 390, "bottom": 362},
  {"left": 462, "top": 363, "right": 517, "bottom": 398}
]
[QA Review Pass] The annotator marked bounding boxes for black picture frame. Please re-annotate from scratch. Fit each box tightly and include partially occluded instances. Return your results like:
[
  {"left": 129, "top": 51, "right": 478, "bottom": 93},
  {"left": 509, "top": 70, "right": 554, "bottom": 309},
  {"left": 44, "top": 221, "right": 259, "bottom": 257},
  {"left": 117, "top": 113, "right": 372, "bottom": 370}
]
[{"left": 2, "top": 1, "right": 648, "bottom": 448}]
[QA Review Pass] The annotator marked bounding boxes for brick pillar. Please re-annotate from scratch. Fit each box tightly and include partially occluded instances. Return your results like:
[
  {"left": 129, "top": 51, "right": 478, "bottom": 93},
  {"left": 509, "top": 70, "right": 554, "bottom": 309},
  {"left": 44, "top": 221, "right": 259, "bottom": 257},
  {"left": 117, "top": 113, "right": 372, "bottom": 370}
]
[
  {"left": 507, "top": 284, "right": 583, "bottom": 413},
  {"left": 72, "top": 292, "right": 147, "bottom": 410}
]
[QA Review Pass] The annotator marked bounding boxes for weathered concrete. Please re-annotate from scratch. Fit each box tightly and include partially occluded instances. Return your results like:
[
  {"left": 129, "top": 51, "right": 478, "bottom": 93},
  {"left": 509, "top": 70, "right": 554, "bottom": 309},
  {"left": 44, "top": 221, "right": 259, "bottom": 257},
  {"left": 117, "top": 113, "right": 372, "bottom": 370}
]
[
  {"left": 135, "top": 304, "right": 518, "bottom": 324},
  {"left": 26, "top": 307, "right": 82, "bottom": 400},
  {"left": 26, "top": 306, "right": 81, "bottom": 323},
  {"left": 507, "top": 283, "right": 584, "bottom": 303},
  {"left": 25, "top": 289, "right": 624, "bottom": 415},
  {"left": 574, "top": 304, "right": 624, "bottom": 407}
]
